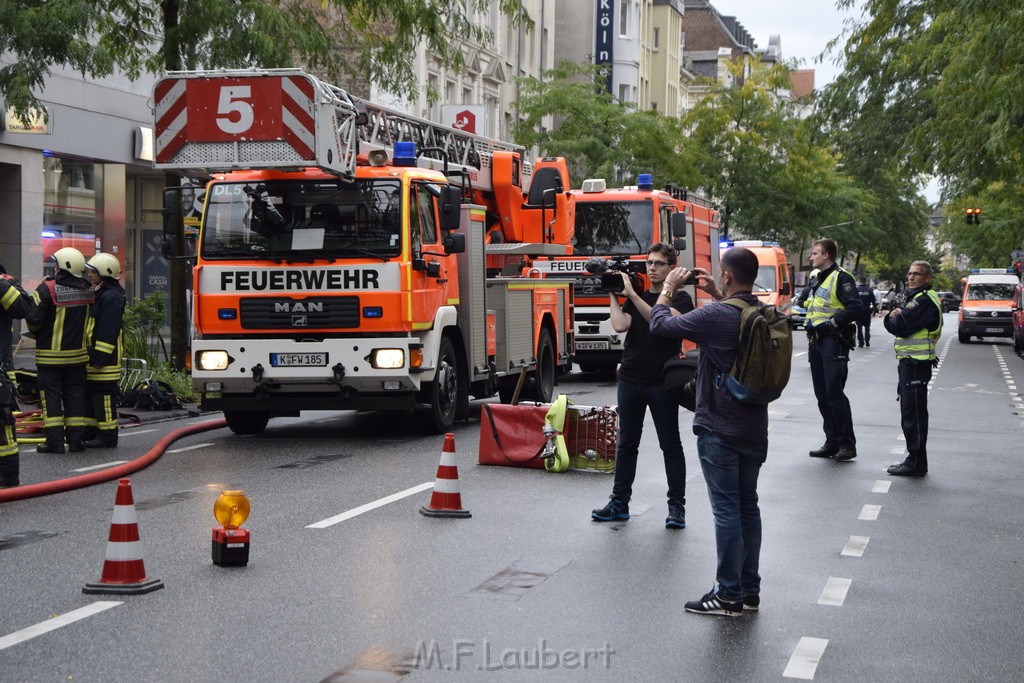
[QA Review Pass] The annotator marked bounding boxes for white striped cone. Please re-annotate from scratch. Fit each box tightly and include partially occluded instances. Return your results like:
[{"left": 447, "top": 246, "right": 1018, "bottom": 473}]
[
  {"left": 83, "top": 478, "right": 164, "bottom": 595},
  {"left": 420, "top": 433, "right": 471, "bottom": 518}
]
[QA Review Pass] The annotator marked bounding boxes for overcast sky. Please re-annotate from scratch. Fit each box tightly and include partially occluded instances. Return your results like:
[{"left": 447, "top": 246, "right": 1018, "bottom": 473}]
[{"left": 708, "top": 1, "right": 864, "bottom": 87}]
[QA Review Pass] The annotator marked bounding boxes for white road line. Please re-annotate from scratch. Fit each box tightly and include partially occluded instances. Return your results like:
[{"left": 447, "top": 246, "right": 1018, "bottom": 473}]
[
  {"left": 306, "top": 482, "right": 434, "bottom": 529},
  {"left": 818, "top": 577, "right": 853, "bottom": 606},
  {"left": 858, "top": 504, "right": 881, "bottom": 521},
  {"left": 841, "top": 535, "right": 870, "bottom": 557},
  {"left": 120, "top": 429, "right": 158, "bottom": 437},
  {"left": 165, "top": 443, "right": 213, "bottom": 454},
  {"left": 783, "top": 636, "right": 829, "bottom": 679},
  {"left": 793, "top": 351, "right": 808, "bottom": 357},
  {"left": 71, "top": 461, "right": 128, "bottom": 473},
  {"left": 890, "top": 445, "right": 904, "bottom": 454},
  {"left": 0, "top": 601, "right": 121, "bottom": 651},
  {"left": 871, "top": 480, "right": 891, "bottom": 493}
]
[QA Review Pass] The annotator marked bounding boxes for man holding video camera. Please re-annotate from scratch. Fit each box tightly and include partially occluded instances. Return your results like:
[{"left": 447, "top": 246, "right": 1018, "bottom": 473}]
[{"left": 590, "top": 243, "right": 693, "bottom": 529}]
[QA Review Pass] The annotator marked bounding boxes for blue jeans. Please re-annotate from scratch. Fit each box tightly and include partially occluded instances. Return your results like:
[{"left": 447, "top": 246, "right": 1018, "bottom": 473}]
[
  {"left": 611, "top": 378, "right": 686, "bottom": 507},
  {"left": 696, "top": 428, "right": 768, "bottom": 602}
]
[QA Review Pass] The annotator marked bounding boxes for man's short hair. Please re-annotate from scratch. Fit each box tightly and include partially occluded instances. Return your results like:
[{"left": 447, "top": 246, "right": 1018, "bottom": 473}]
[
  {"left": 649, "top": 242, "right": 678, "bottom": 266},
  {"left": 859, "top": 276, "right": 867, "bottom": 284},
  {"left": 721, "top": 247, "right": 758, "bottom": 286},
  {"left": 813, "top": 238, "right": 837, "bottom": 260},
  {"left": 911, "top": 260, "right": 933, "bottom": 277}
]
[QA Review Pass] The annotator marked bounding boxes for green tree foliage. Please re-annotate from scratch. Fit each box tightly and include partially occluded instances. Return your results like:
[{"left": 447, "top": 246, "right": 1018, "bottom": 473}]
[
  {"left": 0, "top": 0, "right": 528, "bottom": 118},
  {"left": 513, "top": 61, "right": 706, "bottom": 189},
  {"left": 940, "top": 183, "right": 1024, "bottom": 267}
]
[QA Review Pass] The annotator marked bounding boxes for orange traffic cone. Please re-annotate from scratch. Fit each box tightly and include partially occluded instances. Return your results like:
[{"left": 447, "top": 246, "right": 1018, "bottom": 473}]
[
  {"left": 83, "top": 478, "right": 165, "bottom": 595},
  {"left": 420, "top": 433, "right": 471, "bottom": 518}
]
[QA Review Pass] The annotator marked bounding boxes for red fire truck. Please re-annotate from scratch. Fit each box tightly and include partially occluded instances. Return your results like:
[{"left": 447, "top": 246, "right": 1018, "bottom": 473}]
[
  {"left": 528, "top": 175, "right": 720, "bottom": 373},
  {"left": 154, "top": 69, "right": 576, "bottom": 434}
]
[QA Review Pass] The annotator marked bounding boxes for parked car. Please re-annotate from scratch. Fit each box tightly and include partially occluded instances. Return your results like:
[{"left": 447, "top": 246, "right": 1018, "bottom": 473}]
[
  {"left": 790, "top": 301, "right": 807, "bottom": 330},
  {"left": 937, "top": 291, "right": 962, "bottom": 312},
  {"left": 880, "top": 290, "right": 899, "bottom": 311}
]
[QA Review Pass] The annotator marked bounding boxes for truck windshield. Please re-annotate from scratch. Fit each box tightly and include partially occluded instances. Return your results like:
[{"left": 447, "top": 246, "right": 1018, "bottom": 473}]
[
  {"left": 572, "top": 201, "right": 652, "bottom": 255},
  {"left": 200, "top": 179, "right": 402, "bottom": 260},
  {"left": 753, "top": 266, "right": 776, "bottom": 293},
  {"left": 966, "top": 283, "right": 1017, "bottom": 300}
]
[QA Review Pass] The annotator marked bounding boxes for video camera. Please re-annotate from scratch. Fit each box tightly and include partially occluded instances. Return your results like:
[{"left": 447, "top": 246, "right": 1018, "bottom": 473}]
[{"left": 584, "top": 256, "right": 646, "bottom": 293}]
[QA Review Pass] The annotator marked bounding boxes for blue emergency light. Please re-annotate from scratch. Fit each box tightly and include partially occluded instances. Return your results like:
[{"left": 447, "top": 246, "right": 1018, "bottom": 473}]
[
  {"left": 394, "top": 141, "right": 417, "bottom": 167},
  {"left": 637, "top": 174, "right": 654, "bottom": 190}
]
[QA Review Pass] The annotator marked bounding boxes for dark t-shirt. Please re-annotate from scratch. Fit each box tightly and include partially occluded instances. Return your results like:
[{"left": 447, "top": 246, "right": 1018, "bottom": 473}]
[{"left": 617, "top": 289, "right": 694, "bottom": 385}]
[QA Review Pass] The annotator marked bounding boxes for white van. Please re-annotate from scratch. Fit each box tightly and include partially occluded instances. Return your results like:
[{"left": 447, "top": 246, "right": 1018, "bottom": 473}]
[{"left": 958, "top": 269, "right": 1021, "bottom": 343}]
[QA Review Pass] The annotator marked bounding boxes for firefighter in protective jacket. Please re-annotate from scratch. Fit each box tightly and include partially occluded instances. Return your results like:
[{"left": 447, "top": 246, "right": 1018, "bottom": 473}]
[
  {"left": 83, "top": 253, "right": 127, "bottom": 448},
  {"left": 1, "top": 264, "right": 33, "bottom": 488},
  {"left": 26, "top": 247, "right": 94, "bottom": 454}
]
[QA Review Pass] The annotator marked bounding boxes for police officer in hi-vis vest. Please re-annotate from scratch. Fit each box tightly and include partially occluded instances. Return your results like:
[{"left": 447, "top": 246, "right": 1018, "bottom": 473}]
[
  {"left": 26, "top": 247, "right": 94, "bottom": 454},
  {"left": 1, "top": 264, "right": 33, "bottom": 488},
  {"left": 883, "top": 260, "right": 942, "bottom": 477},
  {"left": 804, "top": 238, "right": 865, "bottom": 461},
  {"left": 83, "top": 253, "right": 127, "bottom": 449}
]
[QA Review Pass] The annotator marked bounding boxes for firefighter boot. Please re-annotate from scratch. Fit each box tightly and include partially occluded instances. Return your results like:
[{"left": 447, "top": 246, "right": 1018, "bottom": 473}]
[
  {"left": 37, "top": 426, "right": 67, "bottom": 454},
  {"left": 0, "top": 453, "right": 19, "bottom": 488},
  {"left": 84, "top": 430, "right": 118, "bottom": 449},
  {"left": 66, "top": 425, "right": 86, "bottom": 453}
]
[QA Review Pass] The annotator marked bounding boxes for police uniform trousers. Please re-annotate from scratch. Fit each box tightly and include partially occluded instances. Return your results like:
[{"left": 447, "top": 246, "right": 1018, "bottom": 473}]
[
  {"left": 898, "top": 359, "right": 931, "bottom": 473},
  {"left": 37, "top": 363, "right": 88, "bottom": 449},
  {"left": 84, "top": 379, "right": 119, "bottom": 446},
  {"left": 808, "top": 332, "right": 856, "bottom": 449}
]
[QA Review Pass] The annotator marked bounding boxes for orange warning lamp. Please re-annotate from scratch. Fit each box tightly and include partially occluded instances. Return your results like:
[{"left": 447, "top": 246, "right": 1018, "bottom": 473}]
[{"left": 212, "top": 490, "right": 250, "bottom": 566}]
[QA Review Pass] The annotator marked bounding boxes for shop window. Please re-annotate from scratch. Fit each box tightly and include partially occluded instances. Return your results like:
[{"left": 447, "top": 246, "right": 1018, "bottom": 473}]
[{"left": 42, "top": 156, "right": 101, "bottom": 276}]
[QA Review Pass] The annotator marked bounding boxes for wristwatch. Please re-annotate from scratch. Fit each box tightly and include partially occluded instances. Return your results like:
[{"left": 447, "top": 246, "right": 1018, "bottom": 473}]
[{"left": 660, "top": 288, "right": 674, "bottom": 299}]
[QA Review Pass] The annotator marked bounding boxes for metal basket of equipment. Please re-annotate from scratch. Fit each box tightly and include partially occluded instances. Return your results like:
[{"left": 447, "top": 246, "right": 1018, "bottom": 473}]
[
  {"left": 563, "top": 405, "right": 617, "bottom": 472},
  {"left": 119, "top": 358, "right": 150, "bottom": 396}
]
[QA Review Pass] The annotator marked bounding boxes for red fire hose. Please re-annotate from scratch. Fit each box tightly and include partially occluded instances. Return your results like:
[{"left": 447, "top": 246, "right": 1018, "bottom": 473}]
[{"left": 0, "top": 418, "right": 228, "bottom": 503}]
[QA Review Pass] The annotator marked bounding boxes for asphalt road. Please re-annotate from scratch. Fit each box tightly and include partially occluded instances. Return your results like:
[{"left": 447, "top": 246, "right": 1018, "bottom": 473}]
[{"left": 2, "top": 311, "right": 1023, "bottom": 682}]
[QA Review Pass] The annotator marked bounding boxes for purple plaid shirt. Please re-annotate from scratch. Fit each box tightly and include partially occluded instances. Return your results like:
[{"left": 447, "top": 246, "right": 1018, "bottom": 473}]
[{"left": 650, "top": 294, "right": 769, "bottom": 442}]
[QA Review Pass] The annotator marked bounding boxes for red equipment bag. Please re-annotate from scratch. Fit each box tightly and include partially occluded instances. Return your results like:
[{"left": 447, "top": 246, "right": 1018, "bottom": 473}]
[{"left": 478, "top": 403, "right": 548, "bottom": 469}]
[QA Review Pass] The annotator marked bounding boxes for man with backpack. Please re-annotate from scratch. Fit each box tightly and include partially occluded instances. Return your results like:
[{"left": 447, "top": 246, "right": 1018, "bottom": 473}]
[{"left": 649, "top": 247, "right": 776, "bottom": 617}]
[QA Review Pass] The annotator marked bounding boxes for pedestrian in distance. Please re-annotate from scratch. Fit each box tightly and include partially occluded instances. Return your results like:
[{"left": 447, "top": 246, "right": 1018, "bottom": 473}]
[
  {"left": 590, "top": 243, "right": 693, "bottom": 529},
  {"left": 804, "top": 238, "right": 865, "bottom": 462},
  {"left": 648, "top": 247, "right": 769, "bottom": 617},
  {"left": 856, "top": 276, "right": 876, "bottom": 347},
  {"left": 26, "top": 247, "right": 94, "bottom": 454},
  {"left": 83, "top": 253, "right": 127, "bottom": 449},
  {"left": 0, "top": 263, "right": 33, "bottom": 488},
  {"left": 883, "top": 261, "right": 942, "bottom": 477}
]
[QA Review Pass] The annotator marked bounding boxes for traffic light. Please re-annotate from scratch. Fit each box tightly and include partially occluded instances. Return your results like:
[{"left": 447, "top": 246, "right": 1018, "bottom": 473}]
[{"left": 964, "top": 207, "right": 982, "bottom": 224}]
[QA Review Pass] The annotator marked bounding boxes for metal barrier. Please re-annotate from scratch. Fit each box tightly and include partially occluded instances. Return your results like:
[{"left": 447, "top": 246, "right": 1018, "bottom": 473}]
[{"left": 119, "top": 358, "right": 150, "bottom": 395}]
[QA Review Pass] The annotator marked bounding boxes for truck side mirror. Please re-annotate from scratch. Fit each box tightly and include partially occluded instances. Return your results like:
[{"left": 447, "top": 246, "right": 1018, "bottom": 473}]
[
  {"left": 162, "top": 187, "right": 185, "bottom": 258},
  {"left": 673, "top": 238, "right": 687, "bottom": 252},
  {"left": 670, "top": 212, "right": 688, "bottom": 238},
  {"left": 780, "top": 282, "right": 791, "bottom": 296},
  {"left": 439, "top": 185, "right": 462, "bottom": 232},
  {"left": 443, "top": 231, "right": 466, "bottom": 255}
]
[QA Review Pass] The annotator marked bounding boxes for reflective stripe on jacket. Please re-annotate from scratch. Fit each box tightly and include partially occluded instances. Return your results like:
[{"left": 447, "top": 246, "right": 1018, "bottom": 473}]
[{"left": 806, "top": 267, "right": 853, "bottom": 327}]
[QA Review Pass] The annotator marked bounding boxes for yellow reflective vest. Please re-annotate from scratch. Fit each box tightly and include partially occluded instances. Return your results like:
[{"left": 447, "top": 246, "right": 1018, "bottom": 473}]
[
  {"left": 894, "top": 290, "right": 942, "bottom": 360},
  {"left": 805, "top": 266, "right": 854, "bottom": 328}
]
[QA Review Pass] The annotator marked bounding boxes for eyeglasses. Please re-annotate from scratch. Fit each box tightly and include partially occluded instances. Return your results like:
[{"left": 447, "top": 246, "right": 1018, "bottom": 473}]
[
  {"left": 907, "top": 271, "right": 928, "bottom": 278},
  {"left": 646, "top": 260, "right": 670, "bottom": 267}
]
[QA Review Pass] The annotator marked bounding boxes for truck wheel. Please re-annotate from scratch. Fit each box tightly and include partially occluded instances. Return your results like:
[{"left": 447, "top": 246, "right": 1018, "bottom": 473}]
[
  {"left": 1015, "top": 334, "right": 1023, "bottom": 353},
  {"left": 224, "top": 411, "right": 270, "bottom": 435},
  {"left": 523, "top": 328, "right": 556, "bottom": 403},
  {"left": 415, "top": 336, "right": 458, "bottom": 434},
  {"left": 958, "top": 330, "right": 970, "bottom": 343}
]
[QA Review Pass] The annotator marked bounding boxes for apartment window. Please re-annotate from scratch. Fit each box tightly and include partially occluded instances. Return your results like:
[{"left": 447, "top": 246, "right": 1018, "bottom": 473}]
[
  {"left": 617, "top": 84, "right": 629, "bottom": 103},
  {"left": 619, "top": 0, "right": 629, "bottom": 37},
  {"left": 653, "top": 27, "right": 660, "bottom": 51}
]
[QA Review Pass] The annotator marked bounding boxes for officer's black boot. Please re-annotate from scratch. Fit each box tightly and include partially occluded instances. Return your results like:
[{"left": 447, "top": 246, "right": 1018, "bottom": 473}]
[
  {"left": 66, "top": 426, "right": 86, "bottom": 453},
  {"left": 37, "top": 427, "right": 66, "bottom": 454}
]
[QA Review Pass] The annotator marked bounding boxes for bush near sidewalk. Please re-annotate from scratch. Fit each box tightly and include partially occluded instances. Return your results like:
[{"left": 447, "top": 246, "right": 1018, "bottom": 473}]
[{"left": 122, "top": 291, "right": 196, "bottom": 404}]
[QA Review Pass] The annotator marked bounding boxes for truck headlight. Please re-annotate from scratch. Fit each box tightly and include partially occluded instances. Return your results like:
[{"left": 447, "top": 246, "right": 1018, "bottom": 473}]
[
  {"left": 196, "top": 350, "right": 231, "bottom": 371},
  {"left": 370, "top": 348, "right": 405, "bottom": 369}
]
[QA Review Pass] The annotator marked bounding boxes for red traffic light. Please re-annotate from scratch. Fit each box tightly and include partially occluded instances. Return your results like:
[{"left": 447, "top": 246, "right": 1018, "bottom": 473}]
[{"left": 964, "top": 207, "right": 982, "bottom": 224}]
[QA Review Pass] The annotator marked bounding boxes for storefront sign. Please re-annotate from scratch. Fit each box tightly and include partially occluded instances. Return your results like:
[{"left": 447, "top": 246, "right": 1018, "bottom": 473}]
[
  {"left": 595, "top": 0, "right": 615, "bottom": 93},
  {"left": 2, "top": 106, "right": 51, "bottom": 134}
]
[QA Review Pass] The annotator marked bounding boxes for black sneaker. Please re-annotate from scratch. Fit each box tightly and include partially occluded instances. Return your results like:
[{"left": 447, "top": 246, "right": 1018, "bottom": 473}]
[
  {"left": 591, "top": 498, "right": 629, "bottom": 522},
  {"left": 665, "top": 504, "right": 686, "bottom": 529},
  {"left": 684, "top": 589, "right": 743, "bottom": 617},
  {"left": 742, "top": 594, "right": 760, "bottom": 611},
  {"left": 808, "top": 444, "right": 838, "bottom": 458},
  {"left": 833, "top": 448, "right": 857, "bottom": 461}
]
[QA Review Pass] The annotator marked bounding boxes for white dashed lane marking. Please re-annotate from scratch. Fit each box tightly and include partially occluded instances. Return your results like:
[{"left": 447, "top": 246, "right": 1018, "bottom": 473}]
[
  {"left": 0, "top": 601, "right": 121, "bottom": 651},
  {"left": 71, "top": 461, "right": 128, "bottom": 473},
  {"left": 858, "top": 504, "right": 881, "bottom": 521},
  {"left": 783, "top": 637, "right": 829, "bottom": 679},
  {"left": 841, "top": 535, "right": 870, "bottom": 557},
  {"left": 871, "top": 480, "right": 891, "bottom": 493},
  {"left": 306, "top": 482, "right": 434, "bottom": 529},
  {"left": 165, "top": 443, "right": 213, "bottom": 454},
  {"left": 818, "top": 577, "right": 853, "bottom": 607}
]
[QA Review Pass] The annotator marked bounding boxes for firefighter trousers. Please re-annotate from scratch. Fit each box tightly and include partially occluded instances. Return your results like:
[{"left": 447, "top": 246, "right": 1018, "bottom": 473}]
[
  {"left": 37, "top": 363, "right": 88, "bottom": 448},
  {"left": 85, "top": 379, "right": 119, "bottom": 445},
  {"left": 0, "top": 409, "right": 17, "bottom": 487}
]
